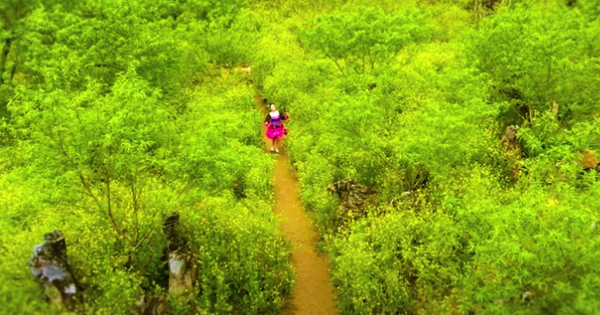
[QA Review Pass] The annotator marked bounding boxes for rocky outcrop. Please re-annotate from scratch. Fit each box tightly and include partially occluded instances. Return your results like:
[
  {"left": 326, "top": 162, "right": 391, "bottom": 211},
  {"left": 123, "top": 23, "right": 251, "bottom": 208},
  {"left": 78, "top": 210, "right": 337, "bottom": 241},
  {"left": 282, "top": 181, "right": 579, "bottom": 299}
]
[
  {"left": 501, "top": 125, "right": 523, "bottom": 182},
  {"left": 168, "top": 250, "right": 197, "bottom": 302},
  {"left": 133, "top": 294, "right": 173, "bottom": 315},
  {"left": 29, "top": 230, "right": 82, "bottom": 311},
  {"left": 502, "top": 125, "right": 521, "bottom": 154},
  {"left": 578, "top": 150, "right": 600, "bottom": 171},
  {"left": 388, "top": 191, "right": 416, "bottom": 208},
  {"left": 328, "top": 179, "right": 377, "bottom": 220},
  {"left": 30, "top": 217, "right": 198, "bottom": 314},
  {"left": 133, "top": 214, "right": 197, "bottom": 315},
  {"left": 163, "top": 213, "right": 197, "bottom": 306}
]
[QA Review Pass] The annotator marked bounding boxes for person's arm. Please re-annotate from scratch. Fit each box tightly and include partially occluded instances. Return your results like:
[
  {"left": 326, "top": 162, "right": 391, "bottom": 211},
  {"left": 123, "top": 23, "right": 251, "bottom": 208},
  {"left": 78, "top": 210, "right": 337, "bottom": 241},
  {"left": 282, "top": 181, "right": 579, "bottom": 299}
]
[
  {"left": 264, "top": 114, "right": 271, "bottom": 125},
  {"left": 281, "top": 112, "right": 290, "bottom": 121}
]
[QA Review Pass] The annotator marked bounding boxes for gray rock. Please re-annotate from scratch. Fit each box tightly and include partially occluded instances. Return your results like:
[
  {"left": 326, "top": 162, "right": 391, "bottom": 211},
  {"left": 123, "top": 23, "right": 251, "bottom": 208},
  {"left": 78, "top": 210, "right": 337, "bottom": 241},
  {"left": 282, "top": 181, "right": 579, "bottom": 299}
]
[
  {"left": 162, "top": 213, "right": 198, "bottom": 309},
  {"left": 328, "top": 179, "right": 377, "bottom": 220},
  {"left": 29, "top": 230, "right": 81, "bottom": 310},
  {"left": 133, "top": 294, "right": 173, "bottom": 315},
  {"left": 168, "top": 250, "right": 197, "bottom": 302}
]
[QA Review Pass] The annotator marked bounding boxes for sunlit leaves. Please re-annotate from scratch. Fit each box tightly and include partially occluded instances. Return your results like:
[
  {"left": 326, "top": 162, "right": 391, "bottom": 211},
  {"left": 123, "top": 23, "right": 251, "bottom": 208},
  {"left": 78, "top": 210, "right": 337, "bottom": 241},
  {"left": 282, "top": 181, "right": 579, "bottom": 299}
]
[
  {"left": 251, "top": 1, "right": 600, "bottom": 314},
  {"left": 301, "top": 5, "right": 431, "bottom": 76}
]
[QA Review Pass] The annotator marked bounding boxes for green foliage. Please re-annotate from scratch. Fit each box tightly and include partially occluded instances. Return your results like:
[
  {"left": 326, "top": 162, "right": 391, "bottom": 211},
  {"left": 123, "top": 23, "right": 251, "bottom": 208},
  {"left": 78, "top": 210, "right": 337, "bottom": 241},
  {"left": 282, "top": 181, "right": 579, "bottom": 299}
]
[
  {"left": 331, "top": 205, "right": 458, "bottom": 314},
  {"left": 250, "top": 1, "right": 600, "bottom": 314},
  {"left": 301, "top": 5, "right": 432, "bottom": 76},
  {"left": 2, "top": 0, "right": 600, "bottom": 314},
  {"left": 0, "top": 0, "right": 293, "bottom": 313},
  {"left": 468, "top": 5, "right": 600, "bottom": 123},
  {"left": 185, "top": 196, "right": 293, "bottom": 314},
  {"left": 445, "top": 169, "right": 600, "bottom": 314},
  {"left": 1, "top": 74, "right": 293, "bottom": 314},
  {"left": 332, "top": 167, "right": 600, "bottom": 314}
]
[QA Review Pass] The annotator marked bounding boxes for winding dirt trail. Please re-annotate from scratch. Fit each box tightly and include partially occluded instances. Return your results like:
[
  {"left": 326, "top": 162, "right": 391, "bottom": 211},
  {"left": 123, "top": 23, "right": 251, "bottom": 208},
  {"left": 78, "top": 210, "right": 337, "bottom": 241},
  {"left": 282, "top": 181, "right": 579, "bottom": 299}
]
[{"left": 255, "top": 95, "right": 338, "bottom": 315}]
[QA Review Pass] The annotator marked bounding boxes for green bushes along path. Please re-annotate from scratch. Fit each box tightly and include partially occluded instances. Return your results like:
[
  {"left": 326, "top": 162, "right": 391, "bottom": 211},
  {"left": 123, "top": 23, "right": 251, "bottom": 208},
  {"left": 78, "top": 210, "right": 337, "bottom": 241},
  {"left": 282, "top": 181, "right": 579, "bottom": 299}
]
[{"left": 1, "top": 0, "right": 599, "bottom": 314}]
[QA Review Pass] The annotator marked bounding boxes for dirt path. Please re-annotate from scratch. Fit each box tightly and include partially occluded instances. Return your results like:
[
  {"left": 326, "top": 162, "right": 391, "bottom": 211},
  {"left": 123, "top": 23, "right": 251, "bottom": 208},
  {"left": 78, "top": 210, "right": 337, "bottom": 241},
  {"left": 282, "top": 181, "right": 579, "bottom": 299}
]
[{"left": 255, "top": 95, "right": 338, "bottom": 315}]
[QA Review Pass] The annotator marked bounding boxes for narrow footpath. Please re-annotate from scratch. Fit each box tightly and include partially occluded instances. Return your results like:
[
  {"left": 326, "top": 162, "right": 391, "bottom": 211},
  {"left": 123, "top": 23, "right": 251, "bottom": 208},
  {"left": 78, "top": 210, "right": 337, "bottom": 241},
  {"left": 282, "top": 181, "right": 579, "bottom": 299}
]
[{"left": 255, "top": 95, "right": 338, "bottom": 315}]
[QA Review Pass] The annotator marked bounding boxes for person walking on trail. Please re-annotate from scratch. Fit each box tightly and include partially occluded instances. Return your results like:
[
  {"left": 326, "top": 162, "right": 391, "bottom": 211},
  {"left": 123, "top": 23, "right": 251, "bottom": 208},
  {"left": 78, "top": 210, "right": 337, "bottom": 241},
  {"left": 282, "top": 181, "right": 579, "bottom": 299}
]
[{"left": 264, "top": 103, "right": 289, "bottom": 153}]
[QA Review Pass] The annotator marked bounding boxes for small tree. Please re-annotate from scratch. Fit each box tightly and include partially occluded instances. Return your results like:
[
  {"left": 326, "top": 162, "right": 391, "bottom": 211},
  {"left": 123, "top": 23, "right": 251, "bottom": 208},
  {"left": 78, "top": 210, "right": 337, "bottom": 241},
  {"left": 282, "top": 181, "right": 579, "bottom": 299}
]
[{"left": 300, "top": 6, "right": 431, "bottom": 76}]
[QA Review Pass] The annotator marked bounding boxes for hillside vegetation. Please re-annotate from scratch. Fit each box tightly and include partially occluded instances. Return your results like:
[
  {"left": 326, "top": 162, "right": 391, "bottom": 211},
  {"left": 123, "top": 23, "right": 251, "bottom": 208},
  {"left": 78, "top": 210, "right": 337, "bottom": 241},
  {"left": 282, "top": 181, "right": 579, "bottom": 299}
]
[{"left": 1, "top": 0, "right": 599, "bottom": 314}]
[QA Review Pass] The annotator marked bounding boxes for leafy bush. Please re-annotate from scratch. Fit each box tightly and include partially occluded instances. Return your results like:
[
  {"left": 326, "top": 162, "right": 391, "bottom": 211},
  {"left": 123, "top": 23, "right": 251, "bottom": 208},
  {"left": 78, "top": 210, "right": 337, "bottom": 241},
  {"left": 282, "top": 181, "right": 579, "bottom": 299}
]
[
  {"left": 184, "top": 195, "right": 293, "bottom": 314},
  {"left": 3, "top": 0, "right": 600, "bottom": 314},
  {"left": 250, "top": 1, "right": 600, "bottom": 314},
  {"left": 0, "top": 1, "right": 293, "bottom": 309}
]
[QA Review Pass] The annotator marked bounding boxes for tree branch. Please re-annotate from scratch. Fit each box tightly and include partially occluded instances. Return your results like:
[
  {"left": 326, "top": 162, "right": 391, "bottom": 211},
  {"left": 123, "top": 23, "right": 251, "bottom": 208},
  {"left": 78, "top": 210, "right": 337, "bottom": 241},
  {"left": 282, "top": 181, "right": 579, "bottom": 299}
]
[
  {"left": 10, "top": 61, "right": 17, "bottom": 81},
  {"left": 104, "top": 167, "right": 121, "bottom": 237},
  {"left": 318, "top": 42, "right": 347, "bottom": 78},
  {"left": 131, "top": 176, "right": 140, "bottom": 244}
]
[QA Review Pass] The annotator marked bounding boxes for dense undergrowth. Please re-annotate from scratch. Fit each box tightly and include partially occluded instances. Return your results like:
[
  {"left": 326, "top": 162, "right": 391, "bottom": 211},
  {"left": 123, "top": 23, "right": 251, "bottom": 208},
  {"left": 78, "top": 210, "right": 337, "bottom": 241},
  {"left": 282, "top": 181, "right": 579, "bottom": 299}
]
[
  {"left": 249, "top": 0, "right": 600, "bottom": 314},
  {"left": 0, "top": 1, "right": 292, "bottom": 314},
  {"left": 1, "top": 0, "right": 599, "bottom": 314}
]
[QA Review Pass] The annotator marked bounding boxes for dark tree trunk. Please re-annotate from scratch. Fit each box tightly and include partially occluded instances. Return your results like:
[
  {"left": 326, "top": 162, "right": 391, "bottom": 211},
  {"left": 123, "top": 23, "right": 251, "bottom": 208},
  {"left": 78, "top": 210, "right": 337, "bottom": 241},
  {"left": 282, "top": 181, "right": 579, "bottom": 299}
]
[
  {"left": 0, "top": 37, "right": 12, "bottom": 85},
  {"left": 10, "top": 62, "right": 17, "bottom": 81}
]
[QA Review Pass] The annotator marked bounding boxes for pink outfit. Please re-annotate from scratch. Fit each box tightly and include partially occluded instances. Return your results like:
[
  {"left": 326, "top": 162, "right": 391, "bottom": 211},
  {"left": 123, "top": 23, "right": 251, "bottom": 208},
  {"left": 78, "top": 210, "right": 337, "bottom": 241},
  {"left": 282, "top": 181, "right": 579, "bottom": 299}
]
[{"left": 264, "top": 111, "right": 289, "bottom": 140}]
